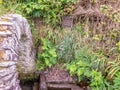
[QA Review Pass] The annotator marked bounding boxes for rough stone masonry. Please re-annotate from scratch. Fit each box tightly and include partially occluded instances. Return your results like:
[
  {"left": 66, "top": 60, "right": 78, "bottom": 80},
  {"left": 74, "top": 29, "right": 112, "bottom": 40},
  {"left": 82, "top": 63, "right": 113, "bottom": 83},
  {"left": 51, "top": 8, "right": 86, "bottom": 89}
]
[{"left": 0, "top": 14, "right": 35, "bottom": 90}]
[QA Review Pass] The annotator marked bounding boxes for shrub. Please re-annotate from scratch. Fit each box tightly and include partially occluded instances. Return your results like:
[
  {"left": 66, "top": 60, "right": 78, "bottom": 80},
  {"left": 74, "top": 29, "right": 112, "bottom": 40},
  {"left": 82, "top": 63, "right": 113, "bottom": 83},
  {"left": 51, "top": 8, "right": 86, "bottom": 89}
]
[
  {"left": 36, "top": 38, "right": 57, "bottom": 70},
  {"left": 19, "top": 0, "right": 77, "bottom": 25},
  {"left": 66, "top": 46, "right": 108, "bottom": 89}
]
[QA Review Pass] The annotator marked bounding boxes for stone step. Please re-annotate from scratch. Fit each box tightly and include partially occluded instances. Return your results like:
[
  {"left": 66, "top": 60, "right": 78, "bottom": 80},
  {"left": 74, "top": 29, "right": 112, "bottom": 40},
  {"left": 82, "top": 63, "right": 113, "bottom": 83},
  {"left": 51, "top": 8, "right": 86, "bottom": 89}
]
[{"left": 47, "top": 83, "right": 83, "bottom": 90}]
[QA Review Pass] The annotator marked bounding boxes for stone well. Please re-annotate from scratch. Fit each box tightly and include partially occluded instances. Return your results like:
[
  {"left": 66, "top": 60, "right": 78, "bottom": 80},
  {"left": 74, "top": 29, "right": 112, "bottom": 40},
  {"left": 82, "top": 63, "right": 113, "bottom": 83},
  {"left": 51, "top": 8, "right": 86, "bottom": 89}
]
[{"left": 39, "top": 64, "right": 90, "bottom": 90}]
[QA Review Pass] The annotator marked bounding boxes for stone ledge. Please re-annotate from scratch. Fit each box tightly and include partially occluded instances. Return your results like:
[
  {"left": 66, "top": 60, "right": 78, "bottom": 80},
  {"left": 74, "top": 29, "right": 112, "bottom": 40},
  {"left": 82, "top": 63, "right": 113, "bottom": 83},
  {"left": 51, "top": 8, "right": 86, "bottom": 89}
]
[{"left": 47, "top": 83, "right": 82, "bottom": 90}]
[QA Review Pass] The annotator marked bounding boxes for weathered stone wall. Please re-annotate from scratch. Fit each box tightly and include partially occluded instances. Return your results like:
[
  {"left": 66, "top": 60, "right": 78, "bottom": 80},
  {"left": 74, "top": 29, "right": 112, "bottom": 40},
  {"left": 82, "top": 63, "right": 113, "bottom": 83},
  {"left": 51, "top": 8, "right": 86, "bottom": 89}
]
[{"left": 0, "top": 14, "right": 35, "bottom": 89}]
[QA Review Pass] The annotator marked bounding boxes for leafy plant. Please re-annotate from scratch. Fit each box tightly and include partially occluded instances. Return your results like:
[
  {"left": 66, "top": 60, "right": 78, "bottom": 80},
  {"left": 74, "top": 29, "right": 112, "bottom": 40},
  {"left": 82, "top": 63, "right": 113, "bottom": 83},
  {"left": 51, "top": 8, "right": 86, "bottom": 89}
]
[
  {"left": 113, "top": 72, "right": 120, "bottom": 90},
  {"left": 1, "top": 0, "right": 77, "bottom": 26},
  {"left": 90, "top": 70, "right": 106, "bottom": 90},
  {"left": 19, "top": 0, "right": 77, "bottom": 26},
  {"left": 36, "top": 38, "right": 57, "bottom": 70},
  {"left": 66, "top": 47, "right": 89, "bottom": 78},
  {"left": 66, "top": 46, "right": 108, "bottom": 89}
]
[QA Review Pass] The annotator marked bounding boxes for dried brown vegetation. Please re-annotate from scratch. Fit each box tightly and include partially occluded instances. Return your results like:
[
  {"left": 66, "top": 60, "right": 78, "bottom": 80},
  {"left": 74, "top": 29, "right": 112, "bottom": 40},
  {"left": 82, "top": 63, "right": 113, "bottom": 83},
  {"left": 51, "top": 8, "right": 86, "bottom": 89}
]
[{"left": 72, "top": 0, "right": 120, "bottom": 59}]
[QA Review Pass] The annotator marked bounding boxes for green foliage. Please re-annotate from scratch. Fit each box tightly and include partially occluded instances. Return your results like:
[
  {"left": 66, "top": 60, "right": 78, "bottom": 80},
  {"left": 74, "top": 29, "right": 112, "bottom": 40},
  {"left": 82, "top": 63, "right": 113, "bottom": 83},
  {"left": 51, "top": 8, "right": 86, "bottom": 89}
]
[
  {"left": 18, "top": 0, "right": 77, "bottom": 25},
  {"left": 106, "top": 55, "right": 120, "bottom": 80},
  {"left": 73, "top": 24, "right": 85, "bottom": 36},
  {"left": 113, "top": 72, "right": 120, "bottom": 90},
  {"left": 1, "top": 0, "right": 77, "bottom": 25},
  {"left": 36, "top": 38, "right": 57, "bottom": 70},
  {"left": 29, "top": 20, "right": 40, "bottom": 46},
  {"left": 1, "top": 1, "right": 120, "bottom": 89},
  {"left": 66, "top": 46, "right": 108, "bottom": 89},
  {"left": 57, "top": 31, "right": 76, "bottom": 63},
  {"left": 66, "top": 47, "right": 89, "bottom": 79},
  {"left": 90, "top": 70, "right": 106, "bottom": 90},
  {"left": 67, "top": 46, "right": 102, "bottom": 77},
  {"left": 91, "top": 55, "right": 107, "bottom": 73},
  {"left": 42, "top": 27, "right": 57, "bottom": 43},
  {"left": 1, "top": 0, "right": 23, "bottom": 15}
]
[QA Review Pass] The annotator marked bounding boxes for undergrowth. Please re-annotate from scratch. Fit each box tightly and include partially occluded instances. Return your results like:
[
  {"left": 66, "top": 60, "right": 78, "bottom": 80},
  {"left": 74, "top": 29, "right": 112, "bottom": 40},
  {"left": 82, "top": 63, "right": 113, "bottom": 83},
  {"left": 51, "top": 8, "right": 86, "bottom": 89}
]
[{"left": 0, "top": 0, "right": 120, "bottom": 89}]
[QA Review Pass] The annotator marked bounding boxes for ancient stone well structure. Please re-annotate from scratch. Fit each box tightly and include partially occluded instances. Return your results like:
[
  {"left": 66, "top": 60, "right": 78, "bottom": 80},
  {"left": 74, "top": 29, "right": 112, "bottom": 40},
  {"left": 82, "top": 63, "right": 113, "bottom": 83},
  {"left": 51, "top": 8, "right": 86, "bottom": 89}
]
[
  {"left": 0, "top": 14, "right": 35, "bottom": 90},
  {"left": 40, "top": 64, "right": 90, "bottom": 90}
]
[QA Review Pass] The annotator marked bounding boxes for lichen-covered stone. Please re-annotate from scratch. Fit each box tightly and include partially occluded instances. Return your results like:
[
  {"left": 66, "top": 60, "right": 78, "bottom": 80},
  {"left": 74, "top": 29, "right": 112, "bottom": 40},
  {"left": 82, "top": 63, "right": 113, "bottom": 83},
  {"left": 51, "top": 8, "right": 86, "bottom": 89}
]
[{"left": 0, "top": 14, "right": 35, "bottom": 89}]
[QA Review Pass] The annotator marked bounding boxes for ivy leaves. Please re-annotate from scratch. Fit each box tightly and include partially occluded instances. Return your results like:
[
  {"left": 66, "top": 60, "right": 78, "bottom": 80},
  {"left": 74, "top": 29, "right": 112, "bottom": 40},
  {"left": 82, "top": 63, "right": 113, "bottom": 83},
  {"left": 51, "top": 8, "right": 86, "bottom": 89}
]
[{"left": 17, "top": 0, "right": 77, "bottom": 25}]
